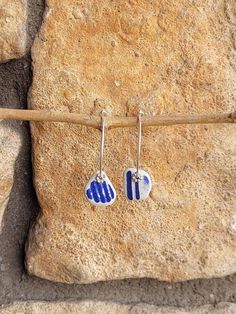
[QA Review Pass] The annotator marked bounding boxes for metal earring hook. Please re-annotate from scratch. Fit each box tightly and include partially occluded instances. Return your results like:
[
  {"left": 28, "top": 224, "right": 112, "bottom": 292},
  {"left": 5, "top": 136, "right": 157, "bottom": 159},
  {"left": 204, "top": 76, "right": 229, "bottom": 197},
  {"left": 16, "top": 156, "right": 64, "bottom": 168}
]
[
  {"left": 133, "top": 110, "right": 144, "bottom": 182},
  {"left": 85, "top": 109, "right": 117, "bottom": 206},
  {"left": 97, "top": 109, "right": 106, "bottom": 182},
  {"left": 123, "top": 110, "right": 152, "bottom": 201}
]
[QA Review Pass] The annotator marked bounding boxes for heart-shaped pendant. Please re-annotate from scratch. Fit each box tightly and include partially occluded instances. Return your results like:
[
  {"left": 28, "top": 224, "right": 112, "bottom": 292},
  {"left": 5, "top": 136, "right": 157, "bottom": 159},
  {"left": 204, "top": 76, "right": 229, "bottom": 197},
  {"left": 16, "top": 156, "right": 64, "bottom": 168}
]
[
  {"left": 124, "top": 168, "right": 152, "bottom": 201},
  {"left": 85, "top": 171, "right": 116, "bottom": 206}
]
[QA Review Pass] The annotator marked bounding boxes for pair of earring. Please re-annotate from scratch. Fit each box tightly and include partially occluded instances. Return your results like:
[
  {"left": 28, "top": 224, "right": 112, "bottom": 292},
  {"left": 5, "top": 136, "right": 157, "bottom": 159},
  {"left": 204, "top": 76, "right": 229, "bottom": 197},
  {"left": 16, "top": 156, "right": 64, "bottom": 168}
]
[{"left": 85, "top": 110, "right": 152, "bottom": 207}]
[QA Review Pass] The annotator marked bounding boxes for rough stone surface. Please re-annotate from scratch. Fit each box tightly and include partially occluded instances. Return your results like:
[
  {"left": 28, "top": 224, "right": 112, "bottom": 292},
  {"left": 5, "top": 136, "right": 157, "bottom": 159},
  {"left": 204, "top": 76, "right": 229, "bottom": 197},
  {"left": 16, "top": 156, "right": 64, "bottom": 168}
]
[
  {"left": 0, "top": 123, "right": 21, "bottom": 232},
  {"left": 1, "top": 301, "right": 236, "bottom": 314},
  {"left": 0, "top": 0, "right": 27, "bottom": 63},
  {"left": 26, "top": 0, "right": 236, "bottom": 284},
  {"left": 0, "top": 0, "right": 235, "bottom": 309}
]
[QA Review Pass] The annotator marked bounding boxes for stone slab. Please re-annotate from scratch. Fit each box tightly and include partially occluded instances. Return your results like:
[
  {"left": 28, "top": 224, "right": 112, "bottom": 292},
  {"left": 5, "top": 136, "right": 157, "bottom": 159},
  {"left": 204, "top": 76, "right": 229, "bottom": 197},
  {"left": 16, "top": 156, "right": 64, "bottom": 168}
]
[
  {"left": 26, "top": 0, "right": 236, "bottom": 283},
  {"left": 0, "top": 0, "right": 27, "bottom": 63},
  {"left": 1, "top": 301, "right": 236, "bottom": 314},
  {"left": 0, "top": 122, "right": 21, "bottom": 233}
]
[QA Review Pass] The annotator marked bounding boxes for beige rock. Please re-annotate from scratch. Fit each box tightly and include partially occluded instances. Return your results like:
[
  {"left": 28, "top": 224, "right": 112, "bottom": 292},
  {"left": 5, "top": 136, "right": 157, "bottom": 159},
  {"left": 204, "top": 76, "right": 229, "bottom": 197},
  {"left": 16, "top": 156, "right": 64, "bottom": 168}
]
[
  {"left": 0, "top": 0, "right": 27, "bottom": 63},
  {"left": 1, "top": 301, "right": 236, "bottom": 314},
  {"left": 26, "top": 0, "right": 236, "bottom": 283},
  {"left": 0, "top": 122, "right": 21, "bottom": 232}
]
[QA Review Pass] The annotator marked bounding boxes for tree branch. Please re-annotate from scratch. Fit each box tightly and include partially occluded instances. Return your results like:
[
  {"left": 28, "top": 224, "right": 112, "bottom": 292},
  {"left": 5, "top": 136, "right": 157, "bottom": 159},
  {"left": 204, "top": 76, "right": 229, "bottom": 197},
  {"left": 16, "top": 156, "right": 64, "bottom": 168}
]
[{"left": 0, "top": 108, "right": 235, "bottom": 129}]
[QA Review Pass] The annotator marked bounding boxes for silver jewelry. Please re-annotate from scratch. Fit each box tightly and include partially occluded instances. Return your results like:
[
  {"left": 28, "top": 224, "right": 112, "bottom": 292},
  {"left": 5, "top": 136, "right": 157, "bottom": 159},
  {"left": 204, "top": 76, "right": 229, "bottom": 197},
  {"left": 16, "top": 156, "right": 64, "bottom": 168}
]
[
  {"left": 123, "top": 111, "right": 152, "bottom": 201},
  {"left": 85, "top": 110, "right": 116, "bottom": 206}
]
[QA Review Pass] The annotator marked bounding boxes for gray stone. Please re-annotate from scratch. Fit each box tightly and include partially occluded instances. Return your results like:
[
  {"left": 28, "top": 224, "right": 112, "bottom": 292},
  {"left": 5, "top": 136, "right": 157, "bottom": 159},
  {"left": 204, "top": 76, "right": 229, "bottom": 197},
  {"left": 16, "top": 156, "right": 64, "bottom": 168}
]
[
  {"left": 0, "top": 301, "right": 236, "bottom": 314},
  {"left": 0, "top": 122, "right": 21, "bottom": 233}
]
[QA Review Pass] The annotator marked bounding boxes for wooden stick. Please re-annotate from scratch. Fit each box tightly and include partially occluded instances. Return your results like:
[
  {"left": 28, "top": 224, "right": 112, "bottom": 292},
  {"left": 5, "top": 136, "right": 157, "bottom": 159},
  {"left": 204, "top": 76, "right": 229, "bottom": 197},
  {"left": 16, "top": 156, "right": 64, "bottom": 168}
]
[{"left": 0, "top": 108, "right": 235, "bottom": 129}]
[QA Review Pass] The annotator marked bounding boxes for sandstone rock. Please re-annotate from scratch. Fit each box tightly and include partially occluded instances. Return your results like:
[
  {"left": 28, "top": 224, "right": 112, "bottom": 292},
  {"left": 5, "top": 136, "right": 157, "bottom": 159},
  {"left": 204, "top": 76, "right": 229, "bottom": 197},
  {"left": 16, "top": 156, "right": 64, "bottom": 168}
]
[
  {"left": 0, "top": 0, "right": 27, "bottom": 63},
  {"left": 26, "top": 0, "right": 236, "bottom": 283},
  {"left": 1, "top": 301, "right": 236, "bottom": 314},
  {"left": 0, "top": 122, "right": 21, "bottom": 233}
]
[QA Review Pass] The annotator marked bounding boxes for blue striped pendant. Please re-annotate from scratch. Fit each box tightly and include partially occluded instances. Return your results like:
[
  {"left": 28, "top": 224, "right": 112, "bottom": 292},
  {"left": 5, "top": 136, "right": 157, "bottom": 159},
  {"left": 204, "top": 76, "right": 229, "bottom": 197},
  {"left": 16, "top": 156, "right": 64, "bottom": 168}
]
[
  {"left": 124, "top": 168, "right": 152, "bottom": 201},
  {"left": 85, "top": 171, "right": 116, "bottom": 207}
]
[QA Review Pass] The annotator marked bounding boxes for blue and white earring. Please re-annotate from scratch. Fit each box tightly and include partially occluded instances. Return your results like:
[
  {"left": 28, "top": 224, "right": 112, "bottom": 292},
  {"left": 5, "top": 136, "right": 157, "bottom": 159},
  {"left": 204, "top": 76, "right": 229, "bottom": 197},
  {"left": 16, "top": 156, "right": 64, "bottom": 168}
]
[
  {"left": 85, "top": 110, "right": 116, "bottom": 206},
  {"left": 124, "top": 111, "right": 152, "bottom": 201}
]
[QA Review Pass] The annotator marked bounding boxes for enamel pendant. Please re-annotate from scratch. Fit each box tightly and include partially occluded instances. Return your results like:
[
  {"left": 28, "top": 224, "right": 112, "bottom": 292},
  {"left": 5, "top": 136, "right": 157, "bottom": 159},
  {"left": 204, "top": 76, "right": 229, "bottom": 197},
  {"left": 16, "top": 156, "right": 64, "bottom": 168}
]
[
  {"left": 85, "top": 171, "right": 116, "bottom": 206},
  {"left": 124, "top": 111, "right": 152, "bottom": 201},
  {"left": 124, "top": 168, "right": 152, "bottom": 201},
  {"left": 85, "top": 110, "right": 116, "bottom": 207}
]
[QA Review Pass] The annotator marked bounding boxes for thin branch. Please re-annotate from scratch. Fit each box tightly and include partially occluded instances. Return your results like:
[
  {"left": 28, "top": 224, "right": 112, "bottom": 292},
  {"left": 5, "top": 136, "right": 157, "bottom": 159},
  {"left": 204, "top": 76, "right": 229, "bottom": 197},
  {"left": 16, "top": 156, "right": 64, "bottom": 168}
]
[{"left": 0, "top": 108, "right": 235, "bottom": 129}]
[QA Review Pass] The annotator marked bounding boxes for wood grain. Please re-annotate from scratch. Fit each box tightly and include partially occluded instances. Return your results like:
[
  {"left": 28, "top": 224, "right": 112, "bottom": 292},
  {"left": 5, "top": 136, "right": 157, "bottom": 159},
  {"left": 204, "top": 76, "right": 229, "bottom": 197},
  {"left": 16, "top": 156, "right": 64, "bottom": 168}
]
[{"left": 0, "top": 108, "right": 235, "bottom": 129}]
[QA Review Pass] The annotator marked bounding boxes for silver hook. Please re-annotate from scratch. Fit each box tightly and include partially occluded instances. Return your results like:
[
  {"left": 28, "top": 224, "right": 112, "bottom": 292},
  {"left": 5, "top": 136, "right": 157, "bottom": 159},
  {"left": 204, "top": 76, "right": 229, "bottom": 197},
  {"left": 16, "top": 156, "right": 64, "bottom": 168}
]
[
  {"left": 133, "top": 110, "right": 144, "bottom": 182},
  {"left": 96, "top": 109, "right": 106, "bottom": 182}
]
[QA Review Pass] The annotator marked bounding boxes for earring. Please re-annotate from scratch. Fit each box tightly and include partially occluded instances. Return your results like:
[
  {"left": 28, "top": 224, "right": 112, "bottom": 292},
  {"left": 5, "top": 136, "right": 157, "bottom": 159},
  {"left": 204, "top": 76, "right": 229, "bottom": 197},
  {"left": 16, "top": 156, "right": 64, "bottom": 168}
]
[
  {"left": 124, "top": 111, "right": 152, "bottom": 201},
  {"left": 85, "top": 110, "right": 116, "bottom": 206}
]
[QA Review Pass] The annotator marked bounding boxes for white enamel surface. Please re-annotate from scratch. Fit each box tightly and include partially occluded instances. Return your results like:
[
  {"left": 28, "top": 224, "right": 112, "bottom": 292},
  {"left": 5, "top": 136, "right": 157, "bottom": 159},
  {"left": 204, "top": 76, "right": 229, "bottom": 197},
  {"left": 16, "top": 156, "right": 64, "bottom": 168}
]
[
  {"left": 85, "top": 171, "right": 116, "bottom": 207},
  {"left": 123, "top": 168, "right": 152, "bottom": 201}
]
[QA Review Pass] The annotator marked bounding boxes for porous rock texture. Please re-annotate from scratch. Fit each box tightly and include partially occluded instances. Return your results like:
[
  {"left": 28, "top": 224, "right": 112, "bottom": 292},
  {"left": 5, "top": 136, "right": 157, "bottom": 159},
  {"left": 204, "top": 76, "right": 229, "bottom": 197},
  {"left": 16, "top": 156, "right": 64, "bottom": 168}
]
[
  {"left": 26, "top": 0, "right": 236, "bottom": 283},
  {"left": 0, "top": 123, "right": 21, "bottom": 233},
  {"left": 0, "top": 0, "right": 27, "bottom": 63},
  {"left": 1, "top": 301, "right": 236, "bottom": 314}
]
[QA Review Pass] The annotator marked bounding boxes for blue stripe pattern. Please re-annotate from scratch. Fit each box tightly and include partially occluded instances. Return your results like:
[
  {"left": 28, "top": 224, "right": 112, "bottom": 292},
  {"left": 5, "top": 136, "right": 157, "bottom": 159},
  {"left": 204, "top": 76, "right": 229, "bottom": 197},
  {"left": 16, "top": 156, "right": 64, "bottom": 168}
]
[
  {"left": 102, "top": 181, "right": 111, "bottom": 202},
  {"left": 135, "top": 181, "right": 140, "bottom": 200},
  {"left": 86, "top": 180, "right": 115, "bottom": 204},
  {"left": 143, "top": 175, "right": 149, "bottom": 185},
  {"left": 124, "top": 168, "right": 152, "bottom": 201},
  {"left": 126, "top": 170, "right": 133, "bottom": 200}
]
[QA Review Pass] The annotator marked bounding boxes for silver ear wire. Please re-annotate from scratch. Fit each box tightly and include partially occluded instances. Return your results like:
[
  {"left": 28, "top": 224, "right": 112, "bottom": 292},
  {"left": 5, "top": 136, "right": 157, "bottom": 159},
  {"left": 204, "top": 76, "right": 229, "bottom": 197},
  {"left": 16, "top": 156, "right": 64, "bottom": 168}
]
[
  {"left": 97, "top": 109, "right": 106, "bottom": 183},
  {"left": 85, "top": 109, "right": 116, "bottom": 206},
  {"left": 137, "top": 110, "right": 144, "bottom": 177},
  {"left": 133, "top": 110, "right": 144, "bottom": 182},
  {"left": 123, "top": 109, "right": 152, "bottom": 201}
]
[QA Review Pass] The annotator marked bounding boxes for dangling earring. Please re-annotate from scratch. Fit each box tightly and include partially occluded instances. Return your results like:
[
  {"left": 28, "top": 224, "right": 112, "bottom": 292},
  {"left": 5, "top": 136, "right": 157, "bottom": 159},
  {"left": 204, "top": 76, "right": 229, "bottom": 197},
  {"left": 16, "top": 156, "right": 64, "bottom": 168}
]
[
  {"left": 85, "top": 110, "right": 116, "bottom": 206},
  {"left": 124, "top": 111, "right": 152, "bottom": 201}
]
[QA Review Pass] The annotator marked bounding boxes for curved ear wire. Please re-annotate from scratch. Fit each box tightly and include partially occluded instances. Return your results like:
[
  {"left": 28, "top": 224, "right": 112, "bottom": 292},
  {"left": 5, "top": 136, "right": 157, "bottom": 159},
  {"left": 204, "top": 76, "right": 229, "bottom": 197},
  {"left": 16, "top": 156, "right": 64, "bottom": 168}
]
[
  {"left": 97, "top": 109, "right": 106, "bottom": 182},
  {"left": 85, "top": 109, "right": 116, "bottom": 207},
  {"left": 123, "top": 110, "right": 152, "bottom": 202},
  {"left": 135, "top": 110, "right": 144, "bottom": 181}
]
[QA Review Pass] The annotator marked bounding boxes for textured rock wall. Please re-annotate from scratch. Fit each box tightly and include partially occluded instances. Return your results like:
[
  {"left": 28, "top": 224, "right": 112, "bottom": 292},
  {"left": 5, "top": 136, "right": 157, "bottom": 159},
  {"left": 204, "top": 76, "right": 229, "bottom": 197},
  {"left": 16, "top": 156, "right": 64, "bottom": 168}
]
[
  {"left": 0, "top": 0, "right": 236, "bottom": 313},
  {"left": 0, "top": 0, "right": 28, "bottom": 231},
  {"left": 1, "top": 301, "right": 236, "bottom": 314},
  {"left": 0, "top": 0, "right": 27, "bottom": 63},
  {"left": 26, "top": 0, "right": 236, "bottom": 284},
  {"left": 0, "top": 123, "right": 21, "bottom": 233}
]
